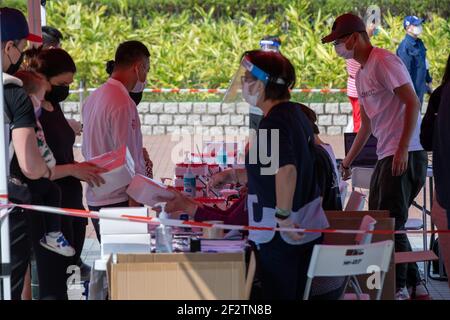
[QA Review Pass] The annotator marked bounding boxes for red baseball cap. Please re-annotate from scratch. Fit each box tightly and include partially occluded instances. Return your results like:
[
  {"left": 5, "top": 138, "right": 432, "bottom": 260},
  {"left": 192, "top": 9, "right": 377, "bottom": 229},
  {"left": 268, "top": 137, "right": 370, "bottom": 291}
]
[{"left": 322, "top": 13, "right": 366, "bottom": 44}]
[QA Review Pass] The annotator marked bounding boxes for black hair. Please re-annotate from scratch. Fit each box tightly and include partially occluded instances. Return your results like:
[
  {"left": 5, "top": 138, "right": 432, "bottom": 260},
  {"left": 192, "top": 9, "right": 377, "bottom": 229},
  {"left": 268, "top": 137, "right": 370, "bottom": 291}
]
[
  {"left": 244, "top": 50, "right": 296, "bottom": 101},
  {"left": 114, "top": 40, "right": 150, "bottom": 69},
  {"left": 42, "top": 26, "right": 63, "bottom": 47},
  {"left": 106, "top": 60, "right": 115, "bottom": 76},
  {"left": 300, "top": 104, "right": 320, "bottom": 134},
  {"left": 23, "top": 46, "right": 76, "bottom": 79}
]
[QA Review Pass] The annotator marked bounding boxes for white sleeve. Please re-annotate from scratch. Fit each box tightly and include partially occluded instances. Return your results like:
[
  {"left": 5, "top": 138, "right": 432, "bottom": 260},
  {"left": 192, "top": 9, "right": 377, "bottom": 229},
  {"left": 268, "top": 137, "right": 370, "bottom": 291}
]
[
  {"left": 378, "top": 55, "right": 413, "bottom": 93},
  {"left": 109, "top": 105, "right": 145, "bottom": 175}
]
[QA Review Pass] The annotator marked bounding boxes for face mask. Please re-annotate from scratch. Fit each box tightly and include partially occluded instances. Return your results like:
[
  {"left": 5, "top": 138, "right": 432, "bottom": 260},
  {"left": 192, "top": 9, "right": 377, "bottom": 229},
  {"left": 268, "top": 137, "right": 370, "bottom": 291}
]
[
  {"left": 30, "top": 94, "right": 43, "bottom": 119},
  {"left": 6, "top": 45, "right": 24, "bottom": 75},
  {"left": 131, "top": 79, "right": 147, "bottom": 93},
  {"left": 373, "top": 27, "right": 380, "bottom": 37},
  {"left": 45, "top": 85, "right": 70, "bottom": 103},
  {"left": 242, "top": 81, "right": 260, "bottom": 107},
  {"left": 129, "top": 91, "right": 143, "bottom": 106},
  {"left": 334, "top": 42, "right": 354, "bottom": 60},
  {"left": 412, "top": 25, "right": 423, "bottom": 36}
]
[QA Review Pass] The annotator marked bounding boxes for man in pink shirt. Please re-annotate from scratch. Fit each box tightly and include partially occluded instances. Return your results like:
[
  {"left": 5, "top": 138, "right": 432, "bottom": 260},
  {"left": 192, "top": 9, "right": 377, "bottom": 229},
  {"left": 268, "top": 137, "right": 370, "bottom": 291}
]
[{"left": 323, "top": 13, "right": 428, "bottom": 300}]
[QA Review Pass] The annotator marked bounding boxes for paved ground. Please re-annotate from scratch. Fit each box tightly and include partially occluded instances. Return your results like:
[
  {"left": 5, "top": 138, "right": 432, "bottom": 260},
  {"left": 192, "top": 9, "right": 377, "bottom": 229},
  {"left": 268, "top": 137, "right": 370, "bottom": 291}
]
[{"left": 68, "top": 134, "right": 450, "bottom": 300}]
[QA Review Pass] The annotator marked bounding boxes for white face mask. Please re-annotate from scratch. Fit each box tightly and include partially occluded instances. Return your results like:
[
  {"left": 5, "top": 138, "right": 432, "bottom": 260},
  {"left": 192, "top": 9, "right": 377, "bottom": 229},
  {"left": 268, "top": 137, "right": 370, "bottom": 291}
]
[
  {"left": 411, "top": 25, "right": 423, "bottom": 36},
  {"left": 132, "top": 79, "right": 147, "bottom": 93},
  {"left": 132, "top": 64, "right": 148, "bottom": 93},
  {"left": 334, "top": 42, "right": 354, "bottom": 60},
  {"left": 242, "top": 81, "right": 261, "bottom": 107}
]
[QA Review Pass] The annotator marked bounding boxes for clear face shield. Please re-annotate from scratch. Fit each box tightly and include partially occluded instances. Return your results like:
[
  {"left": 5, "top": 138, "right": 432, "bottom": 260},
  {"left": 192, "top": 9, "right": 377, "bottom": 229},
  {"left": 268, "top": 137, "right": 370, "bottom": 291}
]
[{"left": 222, "top": 55, "right": 286, "bottom": 106}]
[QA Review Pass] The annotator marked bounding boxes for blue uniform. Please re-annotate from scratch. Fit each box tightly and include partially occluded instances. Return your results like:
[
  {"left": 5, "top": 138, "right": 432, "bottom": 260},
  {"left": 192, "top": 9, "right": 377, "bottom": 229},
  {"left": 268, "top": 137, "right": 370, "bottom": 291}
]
[{"left": 397, "top": 34, "right": 432, "bottom": 103}]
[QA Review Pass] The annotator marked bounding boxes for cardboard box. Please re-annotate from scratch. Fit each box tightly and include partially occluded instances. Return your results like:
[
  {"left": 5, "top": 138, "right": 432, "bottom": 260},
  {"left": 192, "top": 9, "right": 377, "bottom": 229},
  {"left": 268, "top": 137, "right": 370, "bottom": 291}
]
[
  {"left": 99, "top": 207, "right": 149, "bottom": 235},
  {"left": 107, "top": 252, "right": 246, "bottom": 300},
  {"left": 126, "top": 174, "right": 175, "bottom": 207},
  {"left": 101, "top": 234, "right": 151, "bottom": 257},
  {"left": 88, "top": 146, "right": 135, "bottom": 196}
]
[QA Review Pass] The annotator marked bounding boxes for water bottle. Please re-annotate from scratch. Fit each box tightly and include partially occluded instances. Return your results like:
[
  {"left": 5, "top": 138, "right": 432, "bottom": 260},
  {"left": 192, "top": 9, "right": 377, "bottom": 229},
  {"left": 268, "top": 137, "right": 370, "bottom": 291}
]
[
  {"left": 216, "top": 148, "right": 227, "bottom": 168},
  {"left": 155, "top": 208, "right": 173, "bottom": 253},
  {"left": 183, "top": 165, "right": 196, "bottom": 198}
]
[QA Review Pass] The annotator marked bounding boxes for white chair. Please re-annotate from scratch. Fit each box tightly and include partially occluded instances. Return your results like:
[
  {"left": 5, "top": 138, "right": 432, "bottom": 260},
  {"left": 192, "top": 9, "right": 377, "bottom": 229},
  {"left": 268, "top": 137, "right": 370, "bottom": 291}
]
[
  {"left": 355, "top": 215, "right": 377, "bottom": 245},
  {"left": 303, "top": 240, "right": 394, "bottom": 300},
  {"left": 344, "top": 215, "right": 378, "bottom": 299},
  {"left": 351, "top": 167, "right": 374, "bottom": 190},
  {"left": 345, "top": 191, "right": 367, "bottom": 212}
]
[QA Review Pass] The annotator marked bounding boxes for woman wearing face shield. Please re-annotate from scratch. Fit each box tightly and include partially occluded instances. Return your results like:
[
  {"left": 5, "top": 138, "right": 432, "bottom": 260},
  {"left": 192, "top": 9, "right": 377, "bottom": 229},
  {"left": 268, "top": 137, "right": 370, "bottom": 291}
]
[{"left": 218, "top": 50, "right": 329, "bottom": 299}]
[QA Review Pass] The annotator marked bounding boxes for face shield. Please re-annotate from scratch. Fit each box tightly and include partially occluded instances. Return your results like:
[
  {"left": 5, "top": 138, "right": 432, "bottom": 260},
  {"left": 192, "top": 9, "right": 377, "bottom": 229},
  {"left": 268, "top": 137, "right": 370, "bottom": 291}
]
[{"left": 223, "top": 54, "right": 286, "bottom": 105}]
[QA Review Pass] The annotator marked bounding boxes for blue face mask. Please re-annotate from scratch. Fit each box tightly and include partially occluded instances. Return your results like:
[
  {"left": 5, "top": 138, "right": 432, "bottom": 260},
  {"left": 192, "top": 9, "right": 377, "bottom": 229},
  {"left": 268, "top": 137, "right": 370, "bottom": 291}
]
[{"left": 373, "top": 27, "right": 380, "bottom": 37}]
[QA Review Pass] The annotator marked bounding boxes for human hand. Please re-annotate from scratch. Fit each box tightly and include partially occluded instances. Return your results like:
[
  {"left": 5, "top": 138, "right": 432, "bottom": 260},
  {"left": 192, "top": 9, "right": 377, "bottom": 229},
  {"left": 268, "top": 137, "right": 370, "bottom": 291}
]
[
  {"left": 208, "top": 169, "right": 234, "bottom": 189},
  {"left": 392, "top": 146, "right": 409, "bottom": 176},
  {"left": 275, "top": 217, "right": 305, "bottom": 241},
  {"left": 67, "top": 119, "right": 83, "bottom": 136},
  {"left": 72, "top": 162, "right": 107, "bottom": 187},
  {"left": 153, "top": 187, "right": 198, "bottom": 216},
  {"left": 340, "top": 160, "right": 352, "bottom": 181}
]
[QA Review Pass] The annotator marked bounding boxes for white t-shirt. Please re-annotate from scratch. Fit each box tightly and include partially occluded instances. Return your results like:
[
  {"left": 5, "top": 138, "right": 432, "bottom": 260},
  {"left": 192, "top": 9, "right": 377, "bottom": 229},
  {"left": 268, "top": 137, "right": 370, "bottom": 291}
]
[
  {"left": 355, "top": 47, "right": 423, "bottom": 160},
  {"left": 82, "top": 78, "right": 146, "bottom": 206}
]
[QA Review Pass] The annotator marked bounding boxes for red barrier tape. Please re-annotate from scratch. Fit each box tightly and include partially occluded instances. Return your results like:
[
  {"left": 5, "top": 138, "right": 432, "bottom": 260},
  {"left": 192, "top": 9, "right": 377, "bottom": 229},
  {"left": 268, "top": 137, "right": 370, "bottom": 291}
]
[{"left": 2, "top": 199, "right": 449, "bottom": 236}]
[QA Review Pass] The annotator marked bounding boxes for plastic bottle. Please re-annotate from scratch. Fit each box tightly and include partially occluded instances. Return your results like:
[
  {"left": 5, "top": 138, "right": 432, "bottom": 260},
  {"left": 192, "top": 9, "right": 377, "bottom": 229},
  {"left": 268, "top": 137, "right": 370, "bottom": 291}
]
[
  {"left": 155, "top": 205, "right": 173, "bottom": 253},
  {"left": 183, "top": 165, "right": 196, "bottom": 198},
  {"left": 216, "top": 147, "right": 228, "bottom": 168}
]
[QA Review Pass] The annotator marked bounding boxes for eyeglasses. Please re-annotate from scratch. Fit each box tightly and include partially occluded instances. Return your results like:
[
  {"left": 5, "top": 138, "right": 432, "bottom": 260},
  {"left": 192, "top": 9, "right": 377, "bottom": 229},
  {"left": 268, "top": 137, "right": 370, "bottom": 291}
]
[
  {"left": 332, "top": 32, "right": 355, "bottom": 46},
  {"left": 241, "top": 75, "right": 256, "bottom": 84}
]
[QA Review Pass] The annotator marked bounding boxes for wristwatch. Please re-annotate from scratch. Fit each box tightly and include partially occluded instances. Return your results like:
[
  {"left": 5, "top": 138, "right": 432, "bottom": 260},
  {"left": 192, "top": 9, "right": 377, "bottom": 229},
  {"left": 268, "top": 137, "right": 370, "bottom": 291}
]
[{"left": 275, "top": 207, "right": 291, "bottom": 220}]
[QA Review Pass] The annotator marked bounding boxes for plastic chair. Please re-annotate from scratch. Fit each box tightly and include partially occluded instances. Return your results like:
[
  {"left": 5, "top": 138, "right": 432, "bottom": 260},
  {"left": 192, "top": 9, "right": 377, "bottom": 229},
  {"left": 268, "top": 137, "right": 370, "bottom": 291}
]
[
  {"left": 303, "top": 240, "right": 394, "bottom": 300},
  {"left": 345, "top": 191, "right": 366, "bottom": 212},
  {"left": 351, "top": 167, "right": 374, "bottom": 190},
  {"left": 355, "top": 215, "right": 377, "bottom": 245}
]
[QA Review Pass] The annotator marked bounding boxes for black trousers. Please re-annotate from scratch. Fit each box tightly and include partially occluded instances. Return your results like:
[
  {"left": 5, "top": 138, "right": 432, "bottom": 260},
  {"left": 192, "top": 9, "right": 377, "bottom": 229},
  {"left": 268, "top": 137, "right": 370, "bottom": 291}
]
[
  {"left": 8, "top": 183, "right": 86, "bottom": 300},
  {"left": 88, "top": 201, "right": 129, "bottom": 243},
  {"left": 8, "top": 208, "right": 31, "bottom": 300},
  {"left": 257, "top": 232, "right": 322, "bottom": 300},
  {"left": 369, "top": 150, "right": 427, "bottom": 289}
]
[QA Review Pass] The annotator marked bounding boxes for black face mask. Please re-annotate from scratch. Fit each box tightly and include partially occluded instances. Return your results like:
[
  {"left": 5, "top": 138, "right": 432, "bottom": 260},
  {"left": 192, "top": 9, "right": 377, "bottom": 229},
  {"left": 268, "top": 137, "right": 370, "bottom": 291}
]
[
  {"left": 6, "top": 49, "right": 24, "bottom": 75},
  {"left": 129, "top": 91, "right": 143, "bottom": 106},
  {"left": 45, "top": 85, "right": 70, "bottom": 103}
]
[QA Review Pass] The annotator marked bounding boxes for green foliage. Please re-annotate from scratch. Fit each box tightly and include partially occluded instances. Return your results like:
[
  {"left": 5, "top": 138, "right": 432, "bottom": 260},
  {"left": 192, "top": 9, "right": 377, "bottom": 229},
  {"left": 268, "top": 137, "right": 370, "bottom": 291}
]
[{"left": 2, "top": 0, "right": 449, "bottom": 97}]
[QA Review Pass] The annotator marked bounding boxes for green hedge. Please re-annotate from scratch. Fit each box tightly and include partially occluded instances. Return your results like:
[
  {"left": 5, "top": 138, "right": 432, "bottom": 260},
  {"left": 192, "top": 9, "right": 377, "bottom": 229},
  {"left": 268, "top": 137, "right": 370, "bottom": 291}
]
[{"left": 2, "top": 1, "right": 450, "bottom": 94}]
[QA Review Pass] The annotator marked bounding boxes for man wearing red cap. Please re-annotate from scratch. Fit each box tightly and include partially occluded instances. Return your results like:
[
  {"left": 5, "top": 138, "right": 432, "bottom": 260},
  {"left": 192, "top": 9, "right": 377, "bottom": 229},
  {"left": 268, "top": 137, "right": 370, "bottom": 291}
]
[
  {"left": 322, "top": 13, "right": 428, "bottom": 300},
  {"left": 1, "top": 7, "right": 51, "bottom": 299}
]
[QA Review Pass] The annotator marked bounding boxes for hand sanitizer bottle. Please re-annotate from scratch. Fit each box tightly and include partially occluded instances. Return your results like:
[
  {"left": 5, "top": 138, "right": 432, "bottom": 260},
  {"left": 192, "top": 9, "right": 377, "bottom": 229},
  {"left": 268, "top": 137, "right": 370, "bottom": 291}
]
[
  {"left": 155, "top": 204, "right": 173, "bottom": 253},
  {"left": 183, "top": 165, "right": 196, "bottom": 198}
]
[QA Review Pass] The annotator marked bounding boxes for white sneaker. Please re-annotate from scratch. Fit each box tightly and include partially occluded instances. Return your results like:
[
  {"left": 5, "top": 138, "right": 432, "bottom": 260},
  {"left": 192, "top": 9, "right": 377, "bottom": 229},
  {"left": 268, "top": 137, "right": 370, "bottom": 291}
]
[
  {"left": 395, "top": 287, "right": 411, "bottom": 300},
  {"left": 40, "top": 232, "right": 76, "bottom": 257}
]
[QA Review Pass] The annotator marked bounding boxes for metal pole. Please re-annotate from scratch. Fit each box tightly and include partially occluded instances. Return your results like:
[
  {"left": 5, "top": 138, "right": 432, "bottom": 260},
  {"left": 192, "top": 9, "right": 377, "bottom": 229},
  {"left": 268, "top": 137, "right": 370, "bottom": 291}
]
[{"left": 0, "top": 13, "right": 12, "bottom": 300}]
